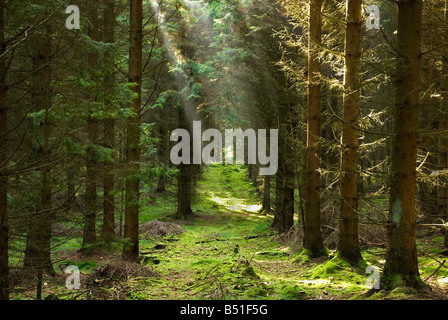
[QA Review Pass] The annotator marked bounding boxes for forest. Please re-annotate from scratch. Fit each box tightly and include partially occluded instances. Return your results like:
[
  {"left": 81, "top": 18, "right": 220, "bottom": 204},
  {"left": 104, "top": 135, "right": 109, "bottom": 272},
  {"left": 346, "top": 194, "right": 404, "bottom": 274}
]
[{"left": 0, "top": 0, "right": 448, "bottom": 305}]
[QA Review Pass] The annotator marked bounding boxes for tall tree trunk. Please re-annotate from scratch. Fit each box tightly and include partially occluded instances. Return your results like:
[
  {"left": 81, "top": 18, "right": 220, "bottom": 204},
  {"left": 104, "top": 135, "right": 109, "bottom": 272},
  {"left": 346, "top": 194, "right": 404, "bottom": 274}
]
[
  {"left": 303, "top": 0, "right": 326, "bottom": 256},
  {"left": 338, "top": 0, "right": 362, "bottom": 264},
  {"left": 441, "top": 1, "right": 448, "bottom": 250},
  {"left": 102, "top": 0, "right": 116, "bottom": 241},
  {"left": 123, "top": 0, "right": 142, "bottom": 262},
  {"left": 0, "top": 0, "right": 8, "bottom": 301},
  {"left": 24, "top": 17, "right": 55, "bottom": 281},
  {"left": 383, "top": 0, "right": 422, "bottom": 288},
  {"left": 83, "top": 3, "right": 99, "bottom": 249},
  {"left": 36, "top": 18, "right": 54, "bottom": 300}
]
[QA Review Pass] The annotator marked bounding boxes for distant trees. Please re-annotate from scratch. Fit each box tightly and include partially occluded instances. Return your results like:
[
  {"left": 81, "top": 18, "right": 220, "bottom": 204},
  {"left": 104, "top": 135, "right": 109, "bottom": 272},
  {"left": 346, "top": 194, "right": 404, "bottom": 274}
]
[{"left": 0, "top": 0, "right": 445, "bottom": 300}]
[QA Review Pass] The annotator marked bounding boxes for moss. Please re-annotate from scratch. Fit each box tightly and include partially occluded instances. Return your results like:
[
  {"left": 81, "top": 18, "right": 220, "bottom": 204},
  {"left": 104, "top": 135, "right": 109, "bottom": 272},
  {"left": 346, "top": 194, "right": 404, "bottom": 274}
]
[
  {"left": 292, "top": 249, "right": 313, "bottom": 264},
  {"left": 241, "top": 264, "right": 259, "bottom": 278},
  {"left": 243, "top": 286, "right": 268, "bottom": 299},
  {"left": 380, "top": 273, "right": 429, "bottom": 291},
  {"left": 277, "top": 283, "right": 306, "bottom": 300},
  {"left": 191, "top": 259, "right": 217, "bottom": 266},
  {"left": 310, "top": 252, "right": 369, "bottom": 285}
]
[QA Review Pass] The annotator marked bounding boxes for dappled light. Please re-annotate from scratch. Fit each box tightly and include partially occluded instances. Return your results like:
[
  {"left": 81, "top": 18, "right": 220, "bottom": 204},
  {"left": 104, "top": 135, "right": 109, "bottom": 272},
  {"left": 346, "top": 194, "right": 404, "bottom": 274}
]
[{"left": 1, "top": 0, "right": 448, "bottom": 308}]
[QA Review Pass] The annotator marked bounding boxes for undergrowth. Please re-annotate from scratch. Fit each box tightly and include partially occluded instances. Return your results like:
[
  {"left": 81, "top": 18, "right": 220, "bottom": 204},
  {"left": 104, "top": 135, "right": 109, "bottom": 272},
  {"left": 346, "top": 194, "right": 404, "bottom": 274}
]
[{"left": 8, "top": 164, "right": 448, "bottom": 300}]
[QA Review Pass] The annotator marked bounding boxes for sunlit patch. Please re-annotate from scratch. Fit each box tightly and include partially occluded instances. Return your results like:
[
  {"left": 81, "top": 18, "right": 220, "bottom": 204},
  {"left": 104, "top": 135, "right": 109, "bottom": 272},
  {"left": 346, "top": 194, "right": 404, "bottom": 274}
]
[
  {"left": 298, "top": 279, "right": 331, "bottom": 286},
  {"left": 207, "top": 192, "right": 261, "bottom": 213},
  {"left": 437, "top": 277, "right": 448, "bottom": 286}
]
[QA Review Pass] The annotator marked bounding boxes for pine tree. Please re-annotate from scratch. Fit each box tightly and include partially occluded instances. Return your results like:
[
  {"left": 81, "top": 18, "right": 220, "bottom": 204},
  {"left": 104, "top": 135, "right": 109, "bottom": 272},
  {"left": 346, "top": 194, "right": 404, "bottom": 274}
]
[
  {"left": 338, "top": 0, "right": 362, "bottom": 264},
  {"left": 303, "top": 0, "right": 326, "bottom": 257},
  {"left": 123, "top": 0, "right": 143, "bottom": 262},
  {"left": 383, "top": 0, "right": 423, "bottom": 288}
]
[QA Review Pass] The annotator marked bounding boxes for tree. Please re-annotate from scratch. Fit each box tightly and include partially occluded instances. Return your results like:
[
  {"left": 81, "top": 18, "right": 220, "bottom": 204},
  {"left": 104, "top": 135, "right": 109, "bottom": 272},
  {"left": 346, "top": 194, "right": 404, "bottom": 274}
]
[
  {"left": 382, "top": 0, "right": 423, "bottom": 288},
  {"left": 122, "top": 0, "right": 143, "bottom": 262},
  {"left": 23, "top": 10, "right": 55, "bottom": 286},
  {"left": 102, "top": 0, "right": 117, "bottom": 242},
  {"left": 440, "top": 0, "right": 448, "bottom": 250},
  {"left": 338, "top": 0, "right": 362, "bottom": 264},
  {"left": 303, "top": 0, "right": 326, "bottom": 256}
]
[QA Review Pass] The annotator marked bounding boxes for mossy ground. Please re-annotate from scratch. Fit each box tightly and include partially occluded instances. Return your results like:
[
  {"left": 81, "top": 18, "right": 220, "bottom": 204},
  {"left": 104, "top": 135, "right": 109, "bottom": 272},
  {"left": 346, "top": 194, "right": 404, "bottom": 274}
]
[{"left": 8, "top": 164, "right": 448, "bottom": 300}]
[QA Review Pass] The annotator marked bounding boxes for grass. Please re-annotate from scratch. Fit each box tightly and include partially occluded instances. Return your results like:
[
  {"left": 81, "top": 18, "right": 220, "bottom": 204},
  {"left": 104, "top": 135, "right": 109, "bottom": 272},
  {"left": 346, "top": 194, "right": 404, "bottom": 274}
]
[{"left": 8, "top": 164, "right": 448, "bottom": 300}]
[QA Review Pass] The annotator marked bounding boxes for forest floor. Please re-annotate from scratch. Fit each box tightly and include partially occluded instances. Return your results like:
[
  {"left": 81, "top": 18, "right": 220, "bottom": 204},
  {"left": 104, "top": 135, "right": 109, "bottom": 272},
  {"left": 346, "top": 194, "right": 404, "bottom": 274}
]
[{"left": 8, "top": 164, "right": 448, "bottom": 300}]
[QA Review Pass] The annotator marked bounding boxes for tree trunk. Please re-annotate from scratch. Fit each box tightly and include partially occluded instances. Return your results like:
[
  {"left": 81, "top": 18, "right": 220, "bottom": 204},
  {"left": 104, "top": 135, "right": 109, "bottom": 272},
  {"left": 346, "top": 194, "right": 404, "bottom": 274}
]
[
  {"left": 303, "top": 0, "right": 326, "bottom": 256},
  {"left": 441, "top": 1, "right": 448, "bottom": 250},
  {"left": 24, "top": 18, "right": 54, "bottom": 280},
  {"left": 0, "top": 0, "right": 8, "bottom": 300},
  {"left": 338, "top": 0, "right": 362, "bottom": 264},
  {"left": 102, "top": 0, "right": 116, "bottom": 242},
  {"left": 122, "top": 0, "right": 142, "bottom": 262},
  {"left": 382, "top": 0, "right": 422, "bottom": 288},
  {"left": 83, "top": 3, "right": 99, "bottom": 249},
  {"left": 176, "top": 163, "right": 194, "bottom": 219},
  {"left": 262, "top": 174, "right": 271, "bottom": 213}
]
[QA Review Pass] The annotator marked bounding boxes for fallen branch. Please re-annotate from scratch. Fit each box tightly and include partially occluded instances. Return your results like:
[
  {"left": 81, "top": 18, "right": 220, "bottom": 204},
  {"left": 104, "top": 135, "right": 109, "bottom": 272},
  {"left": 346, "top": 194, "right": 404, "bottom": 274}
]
[{"left": 424, "top": 260, "right": 446, "bottom": 281}]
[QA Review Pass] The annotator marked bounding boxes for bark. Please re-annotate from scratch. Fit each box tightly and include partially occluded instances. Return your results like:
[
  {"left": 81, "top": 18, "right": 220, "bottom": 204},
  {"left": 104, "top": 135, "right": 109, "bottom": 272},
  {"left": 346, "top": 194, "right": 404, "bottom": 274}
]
[
  {"left": 262, "top": 174, "right": 271, "bottom": 213},
  {"left": 383, "top": 0, "right": 422, "bottom": 287},
  {"left": 338, "top": 0, "right": 362, "bottom": 264},
  {"left": 274, "top": 119, "right": 294, "bottom": 233},
  {"left": 176, "top": 163, "right": 194, "bottom": 219},
  {"left": 303, "top": 0, "right": 326, "bottom": 256},
  {"left": 24, "top": 19, "right": 54, "bottom": 279},
  {"left": 123, "top": 0, "right": 142, "bottom": 262},
  {"left": 0, "top": 0, "right": 8, "bottom": 300},
  {"left": 102, "top": 0, "right": 116, "bottom": 241}
]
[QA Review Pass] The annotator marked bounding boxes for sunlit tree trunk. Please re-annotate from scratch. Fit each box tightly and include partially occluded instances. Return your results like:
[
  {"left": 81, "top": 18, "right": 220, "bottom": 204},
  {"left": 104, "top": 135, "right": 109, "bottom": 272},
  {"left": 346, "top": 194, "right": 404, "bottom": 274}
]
[
  {"left": 303, "top": 0, "right": 326, "bottom": 256},
  {"left": 123, "top": 0, "right": 142, "bottom": 262},
  {"left": 338, "top": 0, "right": 362, "bottom": 264},
  {"left": 383, "top": 0, "right": 422, "bottom": 288},
  {"left": 0, "top": 0, "right": 8, "bottom": 301}
]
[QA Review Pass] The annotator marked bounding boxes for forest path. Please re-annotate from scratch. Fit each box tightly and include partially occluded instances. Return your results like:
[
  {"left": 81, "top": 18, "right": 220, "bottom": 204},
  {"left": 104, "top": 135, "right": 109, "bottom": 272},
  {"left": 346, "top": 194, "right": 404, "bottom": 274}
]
[
  {"left": 37, "top": 164, "right": 448, "bottom": 300},
  {"left": 136, "top": 164, "right": 368, "bottom": 300},
  {"left": 137, "top": 164, "right": 448, "bottom": 300}
]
